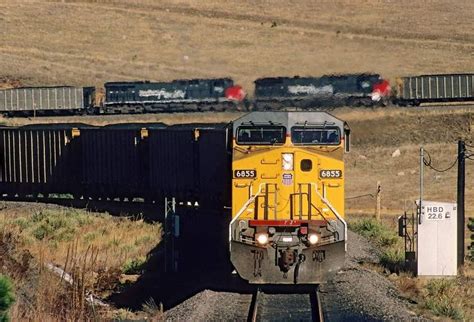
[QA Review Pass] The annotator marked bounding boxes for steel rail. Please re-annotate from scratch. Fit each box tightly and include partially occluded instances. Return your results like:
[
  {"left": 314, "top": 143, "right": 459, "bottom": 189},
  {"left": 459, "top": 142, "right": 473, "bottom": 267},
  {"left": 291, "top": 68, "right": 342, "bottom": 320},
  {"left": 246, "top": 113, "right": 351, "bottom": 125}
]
[{"left": 248, "top": 287, "right": 323, "bottom": 322}]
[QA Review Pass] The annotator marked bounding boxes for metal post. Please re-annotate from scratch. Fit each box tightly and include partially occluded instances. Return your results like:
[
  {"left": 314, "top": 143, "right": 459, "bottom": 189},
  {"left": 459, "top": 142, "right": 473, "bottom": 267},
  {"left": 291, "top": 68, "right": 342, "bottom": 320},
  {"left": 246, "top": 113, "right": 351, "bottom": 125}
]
[
  {"left": 457, "top": 140, "right": 465, "bottom": 267},
  {"left": 164, "top": 197, "right": 176, "bottom": 273},
  {"left": 419, "top": 147, "right": 424, "bottom": 224},
  {"left": 164, "top": 197, "right": 168, "bottom": 272}
]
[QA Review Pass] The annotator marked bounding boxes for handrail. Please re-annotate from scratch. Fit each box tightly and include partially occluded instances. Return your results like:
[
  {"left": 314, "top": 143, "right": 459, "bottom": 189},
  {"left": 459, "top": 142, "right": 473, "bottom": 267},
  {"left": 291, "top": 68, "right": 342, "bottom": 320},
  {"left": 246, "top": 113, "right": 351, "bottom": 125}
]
[
  {"left": 310, "top": 183, "right": 348, "bottom": 251},
  {"left": 229, "top": 183, "right": 265, "bottom": 245}
]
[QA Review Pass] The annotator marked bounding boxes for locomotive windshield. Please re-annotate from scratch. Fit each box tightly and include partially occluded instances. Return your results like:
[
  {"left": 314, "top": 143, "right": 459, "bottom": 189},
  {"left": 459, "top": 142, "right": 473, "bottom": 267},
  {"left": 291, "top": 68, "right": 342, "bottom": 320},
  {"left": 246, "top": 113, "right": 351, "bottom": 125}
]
[
  {"left": 291, "top": 126, "right": 340, "bottom": 145},
  {"left": 237, "top": 126, "right": 286, "bottom": 145}
]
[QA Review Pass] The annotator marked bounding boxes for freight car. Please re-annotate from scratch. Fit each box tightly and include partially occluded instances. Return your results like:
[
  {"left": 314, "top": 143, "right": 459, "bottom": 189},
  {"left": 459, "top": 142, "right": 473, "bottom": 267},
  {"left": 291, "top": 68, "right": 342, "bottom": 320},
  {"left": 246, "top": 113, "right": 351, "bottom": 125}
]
[
  {"left": 0, "top": 111, "right": 349, "bottom": 284},
  {"left": 253, "top": 73, "right": 391, "bottom": 110},
  {"left": 0, "top": 122, "right": 230, "bottom": 206},
  {"left": 395, "top": 73, "right": 474, "bottom": 106},
  {"left": 102, "top": 78, "right": 246, "bottom": 113},
  {"left": 0, "top": 86, "right": 95, "bottom": 116}
]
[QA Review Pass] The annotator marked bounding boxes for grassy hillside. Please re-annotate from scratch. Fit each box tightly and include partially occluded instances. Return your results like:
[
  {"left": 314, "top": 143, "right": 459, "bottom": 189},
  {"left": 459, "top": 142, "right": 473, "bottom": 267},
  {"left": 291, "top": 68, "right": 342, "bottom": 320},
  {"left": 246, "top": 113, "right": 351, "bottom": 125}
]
[{"left": 1, "top": 0, "right": 473, "bottom": 90}]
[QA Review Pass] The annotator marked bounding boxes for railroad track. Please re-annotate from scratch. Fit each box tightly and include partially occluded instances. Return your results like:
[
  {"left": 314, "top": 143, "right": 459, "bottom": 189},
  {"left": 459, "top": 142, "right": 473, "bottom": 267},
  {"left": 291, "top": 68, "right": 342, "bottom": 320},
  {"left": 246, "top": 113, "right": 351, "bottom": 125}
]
[{"left": 248, "top": 287, "right": 323, "bottom": 322}]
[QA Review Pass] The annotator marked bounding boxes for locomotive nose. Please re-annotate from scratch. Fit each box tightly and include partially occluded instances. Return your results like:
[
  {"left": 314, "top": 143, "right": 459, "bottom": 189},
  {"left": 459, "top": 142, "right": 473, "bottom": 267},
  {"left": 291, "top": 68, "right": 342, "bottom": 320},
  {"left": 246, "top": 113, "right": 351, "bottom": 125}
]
[
  {"left": 371, "top": 79, "right": 391, "bottom": 101},
  {"left": 225, "top": 85, "right": 246, "bottom": 102}
]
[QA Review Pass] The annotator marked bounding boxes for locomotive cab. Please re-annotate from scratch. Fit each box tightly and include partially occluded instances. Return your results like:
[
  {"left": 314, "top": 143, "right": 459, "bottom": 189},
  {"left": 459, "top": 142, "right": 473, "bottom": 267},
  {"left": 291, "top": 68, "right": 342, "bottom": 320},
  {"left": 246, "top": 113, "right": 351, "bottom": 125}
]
[{"left": 229, "top": 112, "right": 349, "bottom": 284}]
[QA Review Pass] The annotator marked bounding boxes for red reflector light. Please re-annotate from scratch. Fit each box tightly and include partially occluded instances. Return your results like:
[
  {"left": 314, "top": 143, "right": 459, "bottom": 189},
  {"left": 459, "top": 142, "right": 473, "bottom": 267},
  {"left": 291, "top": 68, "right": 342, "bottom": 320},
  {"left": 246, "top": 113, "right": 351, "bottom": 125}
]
[{"left": 300, "top": 226, "right": 308, "bottom": 235}]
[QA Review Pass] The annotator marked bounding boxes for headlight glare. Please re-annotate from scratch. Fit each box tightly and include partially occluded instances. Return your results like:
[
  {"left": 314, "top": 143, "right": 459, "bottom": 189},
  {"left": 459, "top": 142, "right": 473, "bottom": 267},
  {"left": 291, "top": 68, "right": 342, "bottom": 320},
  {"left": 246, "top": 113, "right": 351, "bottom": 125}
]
[
  {"left": 256, "top": 233, "right": 269, "bottom": 245},
  {"left": 308, "top": 234, "right": 319, "bottom": 245},
  {"left": 282, "top": 153, "right": 294, "bottom": 171}
]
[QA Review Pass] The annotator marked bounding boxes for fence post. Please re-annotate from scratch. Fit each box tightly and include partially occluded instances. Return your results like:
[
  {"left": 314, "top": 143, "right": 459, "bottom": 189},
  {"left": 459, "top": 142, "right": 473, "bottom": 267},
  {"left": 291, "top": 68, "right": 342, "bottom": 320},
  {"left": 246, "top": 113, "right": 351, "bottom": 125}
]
[{"left": 375, "top": 181, "right": 381, "bottom": 222}]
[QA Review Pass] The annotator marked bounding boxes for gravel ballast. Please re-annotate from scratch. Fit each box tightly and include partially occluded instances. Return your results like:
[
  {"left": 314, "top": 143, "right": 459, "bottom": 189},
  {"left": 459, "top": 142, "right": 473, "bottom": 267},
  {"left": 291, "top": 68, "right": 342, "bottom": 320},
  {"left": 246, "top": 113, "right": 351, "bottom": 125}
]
[{"left": 165, "top": 231, "right": 419, "bottom": 321}]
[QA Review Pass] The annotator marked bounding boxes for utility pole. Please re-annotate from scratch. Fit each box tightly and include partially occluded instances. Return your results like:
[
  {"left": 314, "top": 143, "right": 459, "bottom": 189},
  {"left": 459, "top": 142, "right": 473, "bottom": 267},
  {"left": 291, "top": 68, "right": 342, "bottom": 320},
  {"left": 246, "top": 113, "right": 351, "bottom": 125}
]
[
  {"left": 419, "top": 147, "right": 424, "bottom": 225},
  {"left": 457, "top": 140, "right": 465, "bottom": 268}
]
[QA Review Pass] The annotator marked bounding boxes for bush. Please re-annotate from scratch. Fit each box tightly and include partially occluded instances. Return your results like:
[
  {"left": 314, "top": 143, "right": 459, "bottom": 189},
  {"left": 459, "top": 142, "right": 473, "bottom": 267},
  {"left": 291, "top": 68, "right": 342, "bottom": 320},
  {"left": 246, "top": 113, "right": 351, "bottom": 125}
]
[
  {"left": 424, "top": 279, "right": 464, "bottom": 320},
  {"left": 0, "top": 275, "right": 15, "bottom": 322},
  {"left": 350, "top": 218, "right": 400, "bottom": 247},
  {"left": 122, "top": 257, "right": 146, "bottom": 275},
  {"left": 380, "top": 248, "right": 404, "bottom": 272},
  {"left": 350, "top": 218, "right": 382, "bottom": 239},
  {"left": 350, "top": 218, "right": 404, "bottom": 271}
]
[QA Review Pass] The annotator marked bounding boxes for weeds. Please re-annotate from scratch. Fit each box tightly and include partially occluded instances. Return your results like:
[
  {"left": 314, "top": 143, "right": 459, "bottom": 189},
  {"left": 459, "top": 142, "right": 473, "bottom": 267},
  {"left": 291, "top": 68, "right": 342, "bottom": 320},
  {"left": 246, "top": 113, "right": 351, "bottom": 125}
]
[
  {"left": 122, "top": 257, "right": 146, "bottom": 275},
  {"left": 0, "top": 205, "right": 162, "bottom": 320},
  {"left": 142, "top": 298, "right": 164, "bottom": 319},
  {"left": 380, "top": 248, "right": 405, "bottom": 273},
  {"left": 349, "top": 218, "right": 404, "bottom": 271},
  {"left": 351, "top": 217, "right": 472, "bottom": 320},
  {"left": 423, "top": 279, "right": 464, "bottom": 320}
]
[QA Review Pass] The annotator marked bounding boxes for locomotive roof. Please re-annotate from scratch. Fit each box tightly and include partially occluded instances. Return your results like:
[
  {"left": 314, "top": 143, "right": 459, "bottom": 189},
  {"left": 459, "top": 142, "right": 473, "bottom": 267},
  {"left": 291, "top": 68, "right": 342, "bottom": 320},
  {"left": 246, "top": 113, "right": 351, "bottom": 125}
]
[
  {"left": 105, "top": 77, "right": 233, "bottom": 86},
  {"left": 232, "top": 111, "right": 348, "bottom": 135},
  {"left": 254, "top": 73, "right": 380, "bottom": 84}
]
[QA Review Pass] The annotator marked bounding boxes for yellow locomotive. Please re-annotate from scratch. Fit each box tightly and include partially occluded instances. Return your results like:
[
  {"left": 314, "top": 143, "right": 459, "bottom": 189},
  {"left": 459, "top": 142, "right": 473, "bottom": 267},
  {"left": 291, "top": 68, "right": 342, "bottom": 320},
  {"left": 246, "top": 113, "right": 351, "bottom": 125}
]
[{"left": 229, "top": 112, "right": 350, "bottom": 284}]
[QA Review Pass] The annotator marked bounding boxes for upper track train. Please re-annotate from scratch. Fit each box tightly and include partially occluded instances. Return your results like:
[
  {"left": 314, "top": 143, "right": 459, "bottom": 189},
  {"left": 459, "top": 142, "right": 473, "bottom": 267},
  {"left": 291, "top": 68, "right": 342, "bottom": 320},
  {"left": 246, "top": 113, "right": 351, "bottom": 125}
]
[
  {"left": 1, "top": 72, "right": 471, "bottom": 116},
  {"left": 1, "top": 111, "right": 348, "bottom": 284}
]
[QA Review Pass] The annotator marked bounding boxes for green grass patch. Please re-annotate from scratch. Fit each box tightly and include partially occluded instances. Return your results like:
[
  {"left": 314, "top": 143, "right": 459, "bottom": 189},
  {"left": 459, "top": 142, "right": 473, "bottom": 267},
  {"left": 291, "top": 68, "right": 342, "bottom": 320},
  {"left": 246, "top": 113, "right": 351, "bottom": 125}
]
[
  {"left": 122, "top": 257, "right": 146, "bottom": 275},
  {"left": 29, "top": 210, "right": 88, "bottom": 242},
  {"left": 349, "top": 218, "right": 400, "bottom": 248},
  {"left": 423, "top": 279, "right": 464, "bottom": 320},
  {"left": 349, "top": 218, "right": 404, "bottom": 271}
]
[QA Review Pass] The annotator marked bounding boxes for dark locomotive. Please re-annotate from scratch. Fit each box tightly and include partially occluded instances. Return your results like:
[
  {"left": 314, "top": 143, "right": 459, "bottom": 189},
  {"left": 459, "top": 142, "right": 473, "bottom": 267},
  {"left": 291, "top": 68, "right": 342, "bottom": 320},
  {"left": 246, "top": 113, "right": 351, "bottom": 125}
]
[
  {"left": 102, "top": 78, "right": 246, "bottom": 113},
  {"left": 253, "top": 73, "right": 391, "bottom": 110}
]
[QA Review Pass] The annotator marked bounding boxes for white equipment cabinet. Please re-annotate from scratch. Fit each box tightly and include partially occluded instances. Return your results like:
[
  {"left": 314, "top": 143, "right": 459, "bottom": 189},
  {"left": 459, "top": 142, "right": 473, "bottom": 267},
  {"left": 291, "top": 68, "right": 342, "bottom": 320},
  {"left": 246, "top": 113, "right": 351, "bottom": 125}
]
[{"left": 418, "top": 201, "right": 457, "bottom": 276}]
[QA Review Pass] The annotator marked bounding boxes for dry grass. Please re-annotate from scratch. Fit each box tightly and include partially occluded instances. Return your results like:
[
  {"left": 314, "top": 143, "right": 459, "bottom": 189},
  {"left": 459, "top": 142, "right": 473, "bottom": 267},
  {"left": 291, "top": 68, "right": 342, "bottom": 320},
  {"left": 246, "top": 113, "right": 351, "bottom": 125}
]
[
  {"left": 390, "top": 273, "right": 473, "bottom": 320},
  {"left": 0, "top": 202, "right": 161, "bottom": 320},
  {"left": 0, "top": 0, "right": 473, "bottom": 91},
  {"left": 349, "top": 215, "right": 473, "bottom": 320},
  {"left": 0, "top": 204, "right": 161, "bottom": 271}
]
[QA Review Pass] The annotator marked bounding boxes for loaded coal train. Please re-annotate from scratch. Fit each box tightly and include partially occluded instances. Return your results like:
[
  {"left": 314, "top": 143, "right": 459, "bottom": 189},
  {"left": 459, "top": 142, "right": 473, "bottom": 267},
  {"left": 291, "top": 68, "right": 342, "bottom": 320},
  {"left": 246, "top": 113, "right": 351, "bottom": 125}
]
[
  {"left": 0, "top": 111, "right": 350, "bottom": 284},
  {"left": 0, "top": 72, "right": 472, "bottom": 116}
]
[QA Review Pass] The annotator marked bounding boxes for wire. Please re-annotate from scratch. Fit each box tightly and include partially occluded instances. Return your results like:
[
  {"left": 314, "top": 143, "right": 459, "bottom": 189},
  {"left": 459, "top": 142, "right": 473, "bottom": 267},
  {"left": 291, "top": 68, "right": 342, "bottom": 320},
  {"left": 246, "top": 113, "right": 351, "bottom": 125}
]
[
  {"left": 423, "top": 149, "right": 458, "bottom": 172},
  {"left": 345, "top": 193, "right": 374, "bottom": 200}
]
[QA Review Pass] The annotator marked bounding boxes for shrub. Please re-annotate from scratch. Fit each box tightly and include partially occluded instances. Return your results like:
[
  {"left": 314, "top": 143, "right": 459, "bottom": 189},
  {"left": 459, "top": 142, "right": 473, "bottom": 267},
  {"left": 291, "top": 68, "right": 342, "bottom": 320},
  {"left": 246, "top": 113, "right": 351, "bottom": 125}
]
[
  {"left": 380, "top": 248, "right": 404, "bottom": 272},
  {"left": 424, "top": 279, "right": 464, "bottom": 320},
  {"left": 122, "top": 257, "right": 146, "bottom": 275},
  {"left": 350, "top": 218, "right": 400, "bottom": 247},
  {"left": 350, "top": 218, "right": 404, "bottom": 272},
  {"left": 0, "top": 275, "right": 15, "bottom": 322},
  {"left": 349, "top": 218, "right": 382, "bottom": 239}
]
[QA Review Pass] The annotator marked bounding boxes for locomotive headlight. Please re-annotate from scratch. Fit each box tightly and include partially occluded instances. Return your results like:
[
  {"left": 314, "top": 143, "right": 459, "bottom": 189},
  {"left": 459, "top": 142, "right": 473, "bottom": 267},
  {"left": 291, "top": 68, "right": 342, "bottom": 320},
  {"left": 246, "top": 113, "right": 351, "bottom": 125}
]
[
  {"left": 256, "top": 233, "right": 269, "bottom": 245},
  {"left": 308, "top": 234, "right": 319, "bottom": 245},
  {"left": 282, "top": 153, "right": 294, "bottom": 171}
]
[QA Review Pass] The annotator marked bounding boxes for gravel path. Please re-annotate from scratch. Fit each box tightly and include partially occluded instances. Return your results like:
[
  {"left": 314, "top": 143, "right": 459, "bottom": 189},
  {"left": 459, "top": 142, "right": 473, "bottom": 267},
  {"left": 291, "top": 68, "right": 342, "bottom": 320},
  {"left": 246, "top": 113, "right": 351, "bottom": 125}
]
[
  {"left": 165, "top": 231, "right": 421, "bottom": 321},
  {"left": 165, "top": 290, "right": 251, "bottom": 321},
  {"left": 319, "top": 231, "right": 419, "bottom": 321}
]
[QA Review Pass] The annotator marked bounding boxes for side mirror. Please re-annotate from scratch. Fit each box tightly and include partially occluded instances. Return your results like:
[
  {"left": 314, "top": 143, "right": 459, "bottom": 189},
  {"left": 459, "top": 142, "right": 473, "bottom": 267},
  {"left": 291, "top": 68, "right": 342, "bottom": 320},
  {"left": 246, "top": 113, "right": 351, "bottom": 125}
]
[{"left": 344, "top": 128, "right": 350, "bottom": 153}]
